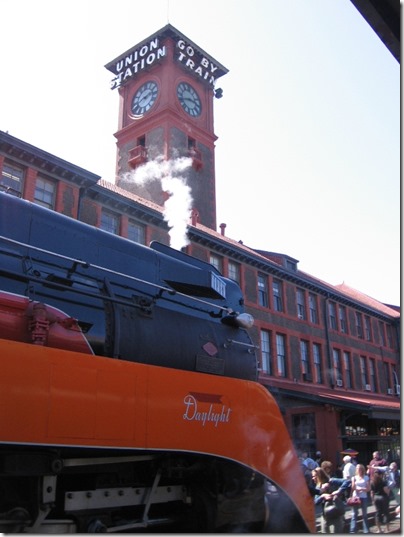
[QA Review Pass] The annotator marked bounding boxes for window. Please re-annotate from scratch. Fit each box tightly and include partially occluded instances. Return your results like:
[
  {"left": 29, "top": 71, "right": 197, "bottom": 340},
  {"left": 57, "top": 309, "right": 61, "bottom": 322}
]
[
  {"left": 384, "top": 363, "right": 392, "bottom": 393},
  {"left": 296, "top": 288, "right": 306, "bottom": 320},
  {"left": 328, "top": 302, "right": 337, "bottom": 330},
  {"left": 101, "top": 209, "right": 119, "bottom": 234},
  {"left": 228, "top": 261, "right": 240, "bottom": 284},
  {"left": 128, "top": 220, "right": 145, "bottom": 244},
  {"left": 364, "top": 316, "right": 372, "bottom": 341},
  {"left": 276, "top": 334, "right": 286, "bottom": 377},
  {"left": 1, "top": 162, "right": 24, "bottom": 195},
  {"left": 339, "top": 306, "right": 347, "bottom": 334},
  {"left": 34, "top": 177, "right": 55, "bottom": 209},
  {"left": 260, "top": 330, "right": 272, "bottom": 374},
  {"left": 360, "top": 356, "right": 368, "bottom": 389},
  {"left": 300, "top": 340, "right": 311, "bottom": 379},
  {"left": 343, "top": 351, "right": 353, "bottom": 389},
  {"left": 379, "top": 322, "right": 386, "bottom": 346},
  {"left": 292, "top": 413, "right": 316, "bottom": 453},
  {"left": 386, "top": 325, "right": 393, "bottom": 348},
  {"left": 356, "top": 312, "right": 363, "bottom": 338},
  {"left": 313, "top": 343, "right": 322, "bottom": 384},
  {"left": 369, "top": 359, "right": 376, "bottom": 391},
  {"left": 333, "top": 349, "right": 343, "bottom": 383},
  {"left": 209, "top": 254, "right": 222, "bottom": 273},
  {"left": 272, "top": 280, "right": 283, "bottom": 312},
  {"left": 309, "top": 293, "right": 318, "bottom": 324},
  {"left": 258, "top": 273, "right": 269, "bottom": 307}
]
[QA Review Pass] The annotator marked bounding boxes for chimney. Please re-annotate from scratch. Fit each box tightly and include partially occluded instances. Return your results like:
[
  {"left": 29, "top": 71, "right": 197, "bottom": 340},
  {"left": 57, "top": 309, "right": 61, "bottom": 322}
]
[
  {"left": 220, "top": 223, "right": 226, "bottom": 236},
  {"left": 191, "top": 208, "right": 199, "bottom": 226}
]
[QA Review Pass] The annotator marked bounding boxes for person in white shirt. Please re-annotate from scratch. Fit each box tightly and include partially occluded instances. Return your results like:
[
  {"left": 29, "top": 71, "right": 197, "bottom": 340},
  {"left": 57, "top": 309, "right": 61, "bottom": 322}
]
[{"left": 343, "top": 455, "right": 356, "bottom": 479}]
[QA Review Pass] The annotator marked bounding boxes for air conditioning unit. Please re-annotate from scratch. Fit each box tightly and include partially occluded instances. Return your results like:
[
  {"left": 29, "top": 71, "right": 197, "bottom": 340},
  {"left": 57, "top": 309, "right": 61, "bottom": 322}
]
[
  {"left": 336, "top": 379, "right": 343, "bottom": 387},
  {"left": 365, "top": 384, "right": 371, "bottom": 391},
  {"left": 387, "top": 388, "right": 393, "bottom": 395},
  {"left": 395, "top": 384, "right": 400, "bottom": 396}
]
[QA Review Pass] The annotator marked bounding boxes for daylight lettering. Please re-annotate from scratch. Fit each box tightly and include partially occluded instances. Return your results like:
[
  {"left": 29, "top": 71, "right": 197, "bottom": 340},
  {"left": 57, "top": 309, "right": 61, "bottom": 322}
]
[{"left": 183, "top": 394, "right": 232, "bottom": 427}]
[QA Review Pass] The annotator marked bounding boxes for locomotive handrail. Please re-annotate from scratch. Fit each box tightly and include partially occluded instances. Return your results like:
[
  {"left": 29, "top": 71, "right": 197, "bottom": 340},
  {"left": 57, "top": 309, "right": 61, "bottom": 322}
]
[
  {"left": 224, "top": 339, "right": 259, "bottom": 350},
  {"left": 0, "top": 235, "right": 238, "bottom": 317}
]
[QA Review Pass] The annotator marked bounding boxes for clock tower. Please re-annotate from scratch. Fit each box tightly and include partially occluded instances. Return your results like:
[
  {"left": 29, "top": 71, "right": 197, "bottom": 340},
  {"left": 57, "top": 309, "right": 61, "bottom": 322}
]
[{"left": 105, "top": 24, "right": 228, "bottom": 231}]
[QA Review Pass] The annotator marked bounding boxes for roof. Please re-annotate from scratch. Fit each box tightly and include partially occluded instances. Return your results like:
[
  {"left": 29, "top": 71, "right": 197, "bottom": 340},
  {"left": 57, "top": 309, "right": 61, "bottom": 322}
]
[
  {"left": 97, "top": 180, "right": 399, "bottom": 320},
  {"left": 268, "top": 379, "right": 400, "bottom": 420},
  {"left": 317, "top": 390, "right": 400, "bottom": 420},
  {"left": 105, "top": 23, "right": 228, "bottom": 78},
  {"left": 350, "top": 0, "right": 400, "bottom": 62},
  {"left": 334, "top": 282, "right": 400, "bottom": 318}
]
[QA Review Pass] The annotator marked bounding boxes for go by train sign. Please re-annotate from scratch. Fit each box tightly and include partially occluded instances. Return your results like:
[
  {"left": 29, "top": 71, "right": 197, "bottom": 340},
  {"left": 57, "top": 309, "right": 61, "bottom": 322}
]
[{"left": 105, "top": 23, "right": 228, "bottom": 90}]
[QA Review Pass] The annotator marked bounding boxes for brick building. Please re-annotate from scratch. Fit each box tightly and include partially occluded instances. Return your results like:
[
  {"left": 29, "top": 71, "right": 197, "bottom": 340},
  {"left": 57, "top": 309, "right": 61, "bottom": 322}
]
[{"left": 0, "top": 24, "right": 399, "bottom": 469}]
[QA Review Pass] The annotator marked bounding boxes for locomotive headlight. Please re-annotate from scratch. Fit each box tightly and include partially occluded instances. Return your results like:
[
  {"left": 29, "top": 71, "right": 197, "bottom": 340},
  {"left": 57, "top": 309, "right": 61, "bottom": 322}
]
[
  {"left": 235, "top": 313, "right": 254, "bottom": 329},
  {"left": 221, "top": 312, "right": 254, "bottom": 329}
]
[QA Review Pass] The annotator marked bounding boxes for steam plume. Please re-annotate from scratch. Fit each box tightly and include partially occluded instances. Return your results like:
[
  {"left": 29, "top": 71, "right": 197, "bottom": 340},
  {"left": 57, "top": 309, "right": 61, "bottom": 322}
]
[{"left": 120, "top": 155, "right": 193, "bottom": 250}]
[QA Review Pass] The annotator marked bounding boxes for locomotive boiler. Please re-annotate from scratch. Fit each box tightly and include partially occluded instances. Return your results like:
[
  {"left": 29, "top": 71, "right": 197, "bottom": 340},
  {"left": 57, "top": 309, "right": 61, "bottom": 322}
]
[{"left": 0, "top": 192, "right": 315, "bottom": 533}]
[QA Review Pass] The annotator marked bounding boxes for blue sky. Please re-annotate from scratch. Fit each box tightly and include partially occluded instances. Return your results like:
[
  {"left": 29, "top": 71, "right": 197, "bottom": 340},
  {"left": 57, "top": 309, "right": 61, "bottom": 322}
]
[{"left": 1, "top": 0, "right": 400, "bottom": 305}]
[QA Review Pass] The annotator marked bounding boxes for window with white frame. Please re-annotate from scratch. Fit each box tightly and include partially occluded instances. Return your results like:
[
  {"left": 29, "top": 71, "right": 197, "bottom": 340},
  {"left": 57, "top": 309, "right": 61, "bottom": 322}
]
[
  {"left": 1, "top": 162, "right": 24, "bottom": 195},
  {"left": 356, "top": 312, "right": 363, "bottom": 338},
  {"left": 276, "top": 334, "right": 286, "bottom": 377},
  {"left": 379, "top": 321, "right": 386, "bottom": 346},
  {"left": 128, "top": 220, "right": 146, "bottom": 244},
  {"left": 296, "top": 288, "right": 306, "bottom": 320},
  {"left": 339, "top": 306, "right": 347, "bottom": 333},
  {"left": 101, "top": 209, "right": 120, "bottom": 235},
  {"left": 364, "top": 316, "right": 372, "bottom": 341},
  {"left": 273, "top": 280, "right": 283, "bottom": 312},
  {"left": 313, "top": 343, "right": 322, "bottom": 384},
  {"left": 300, "top": 340, "right": 311, "bottom": 379},
  {"left": 360, "top": 356, "right": 368, "bottom": 388},
  {"left": 34, "top": 177, "right": 55, "bottom": 209},
  {"left": 328, "top": 302, "right": 337, "bottom": 330},
  {"left": 343, "top": 351, "right": 353, "bottom": 389},
  {"left": 258, "top": 273, "right": 269, "bottom": 307},
  {"left": 333, "top": 348, "right": 343, "bottom": 384},
  {"left": 209, "top": 253, "right": 222, "bottom": 273},
  {"left": 228, "top": 261, "right": 240, "bottom": 284},
  {"left": 260, "top": 330, "right": 272, "bottom": 374},
  {"left": 309, "top": 293, "right": 318, "bottom": 324},
  {"left": 369, "top": 359, "right": 376, "bottom": 391}
]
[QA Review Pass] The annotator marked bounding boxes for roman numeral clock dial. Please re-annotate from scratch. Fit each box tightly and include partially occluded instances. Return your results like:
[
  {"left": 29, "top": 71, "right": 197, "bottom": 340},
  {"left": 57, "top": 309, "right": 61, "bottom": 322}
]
[
  {"left": 131, "top": 81, "right": 159, "bottom": 116},
  {"left": 177, "top": 82, "right": 201, "bottom": 117}
]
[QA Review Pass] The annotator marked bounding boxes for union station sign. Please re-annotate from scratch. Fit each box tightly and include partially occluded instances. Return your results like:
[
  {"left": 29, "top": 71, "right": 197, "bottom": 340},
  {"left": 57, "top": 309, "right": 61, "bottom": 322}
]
[{"left": 105, "top": 24, "right": 228, "bottom": 90}]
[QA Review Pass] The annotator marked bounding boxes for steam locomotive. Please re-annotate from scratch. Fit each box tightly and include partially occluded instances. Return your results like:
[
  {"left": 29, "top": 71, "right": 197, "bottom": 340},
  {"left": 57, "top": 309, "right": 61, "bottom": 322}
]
[{"left": 0, "top": 192, "right": 315, "bottom": 533}]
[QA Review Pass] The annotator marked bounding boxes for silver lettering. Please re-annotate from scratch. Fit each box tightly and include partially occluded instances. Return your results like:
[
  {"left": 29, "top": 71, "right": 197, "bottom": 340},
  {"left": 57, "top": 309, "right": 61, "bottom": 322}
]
[
  {"left": 140, "top": 45, "right": 149, "bottom": 57},
  {"left": 183, "top": 395, "right": 232, "bottom": 427}
]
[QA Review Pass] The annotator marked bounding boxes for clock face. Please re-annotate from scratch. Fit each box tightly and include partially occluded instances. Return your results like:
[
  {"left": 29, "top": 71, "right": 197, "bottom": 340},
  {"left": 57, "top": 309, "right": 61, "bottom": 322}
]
[
  {"left": 177, "top": 82, "right": 202, "bottom": 117},
  {"left": 131, "top": 81, "right": 159, "bottom": 115}
]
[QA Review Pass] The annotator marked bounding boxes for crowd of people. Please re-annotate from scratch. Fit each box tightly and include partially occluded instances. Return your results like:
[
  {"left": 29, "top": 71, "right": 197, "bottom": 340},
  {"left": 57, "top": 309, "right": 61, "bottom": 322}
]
[{"left": 299, "top": 448, "right": 400, "bottom": 533}]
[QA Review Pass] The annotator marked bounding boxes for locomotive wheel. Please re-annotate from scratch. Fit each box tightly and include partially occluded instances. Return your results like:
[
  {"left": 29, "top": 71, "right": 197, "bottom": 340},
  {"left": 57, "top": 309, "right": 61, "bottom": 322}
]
[{"left": 189, "top": 487, "right": 216, "bottom": 532}]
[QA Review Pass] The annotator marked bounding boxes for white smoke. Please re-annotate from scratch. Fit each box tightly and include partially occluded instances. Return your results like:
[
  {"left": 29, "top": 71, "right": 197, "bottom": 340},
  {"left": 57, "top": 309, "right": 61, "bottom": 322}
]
[{"left": 120, "top": 155, "right": 193, "bottom": 250}]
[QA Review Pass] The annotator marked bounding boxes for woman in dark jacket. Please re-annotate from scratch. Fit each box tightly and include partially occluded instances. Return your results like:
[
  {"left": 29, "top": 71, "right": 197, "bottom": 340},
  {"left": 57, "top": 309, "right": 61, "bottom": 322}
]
[
  {"left": 312, "top": 467, "right": 349, "bottom": 533},
  {"left": 371, "top": 469, "right": 390, "bottom": 533}
]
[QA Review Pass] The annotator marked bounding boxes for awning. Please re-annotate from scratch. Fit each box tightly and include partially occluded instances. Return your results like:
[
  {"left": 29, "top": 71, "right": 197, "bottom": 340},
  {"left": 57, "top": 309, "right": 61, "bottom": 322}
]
[
  {"left": 269, "top": 385, "right": 400, "bottom": 421},
  {"left": 318, "top": 391, "right": 400, "bottom": 420}
]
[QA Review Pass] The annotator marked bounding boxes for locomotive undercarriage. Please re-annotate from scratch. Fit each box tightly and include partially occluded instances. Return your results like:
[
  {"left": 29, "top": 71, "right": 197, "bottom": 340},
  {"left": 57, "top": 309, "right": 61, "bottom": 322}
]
[{"left": 0, "top": 448, "right": 269, "bottom": 533}]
